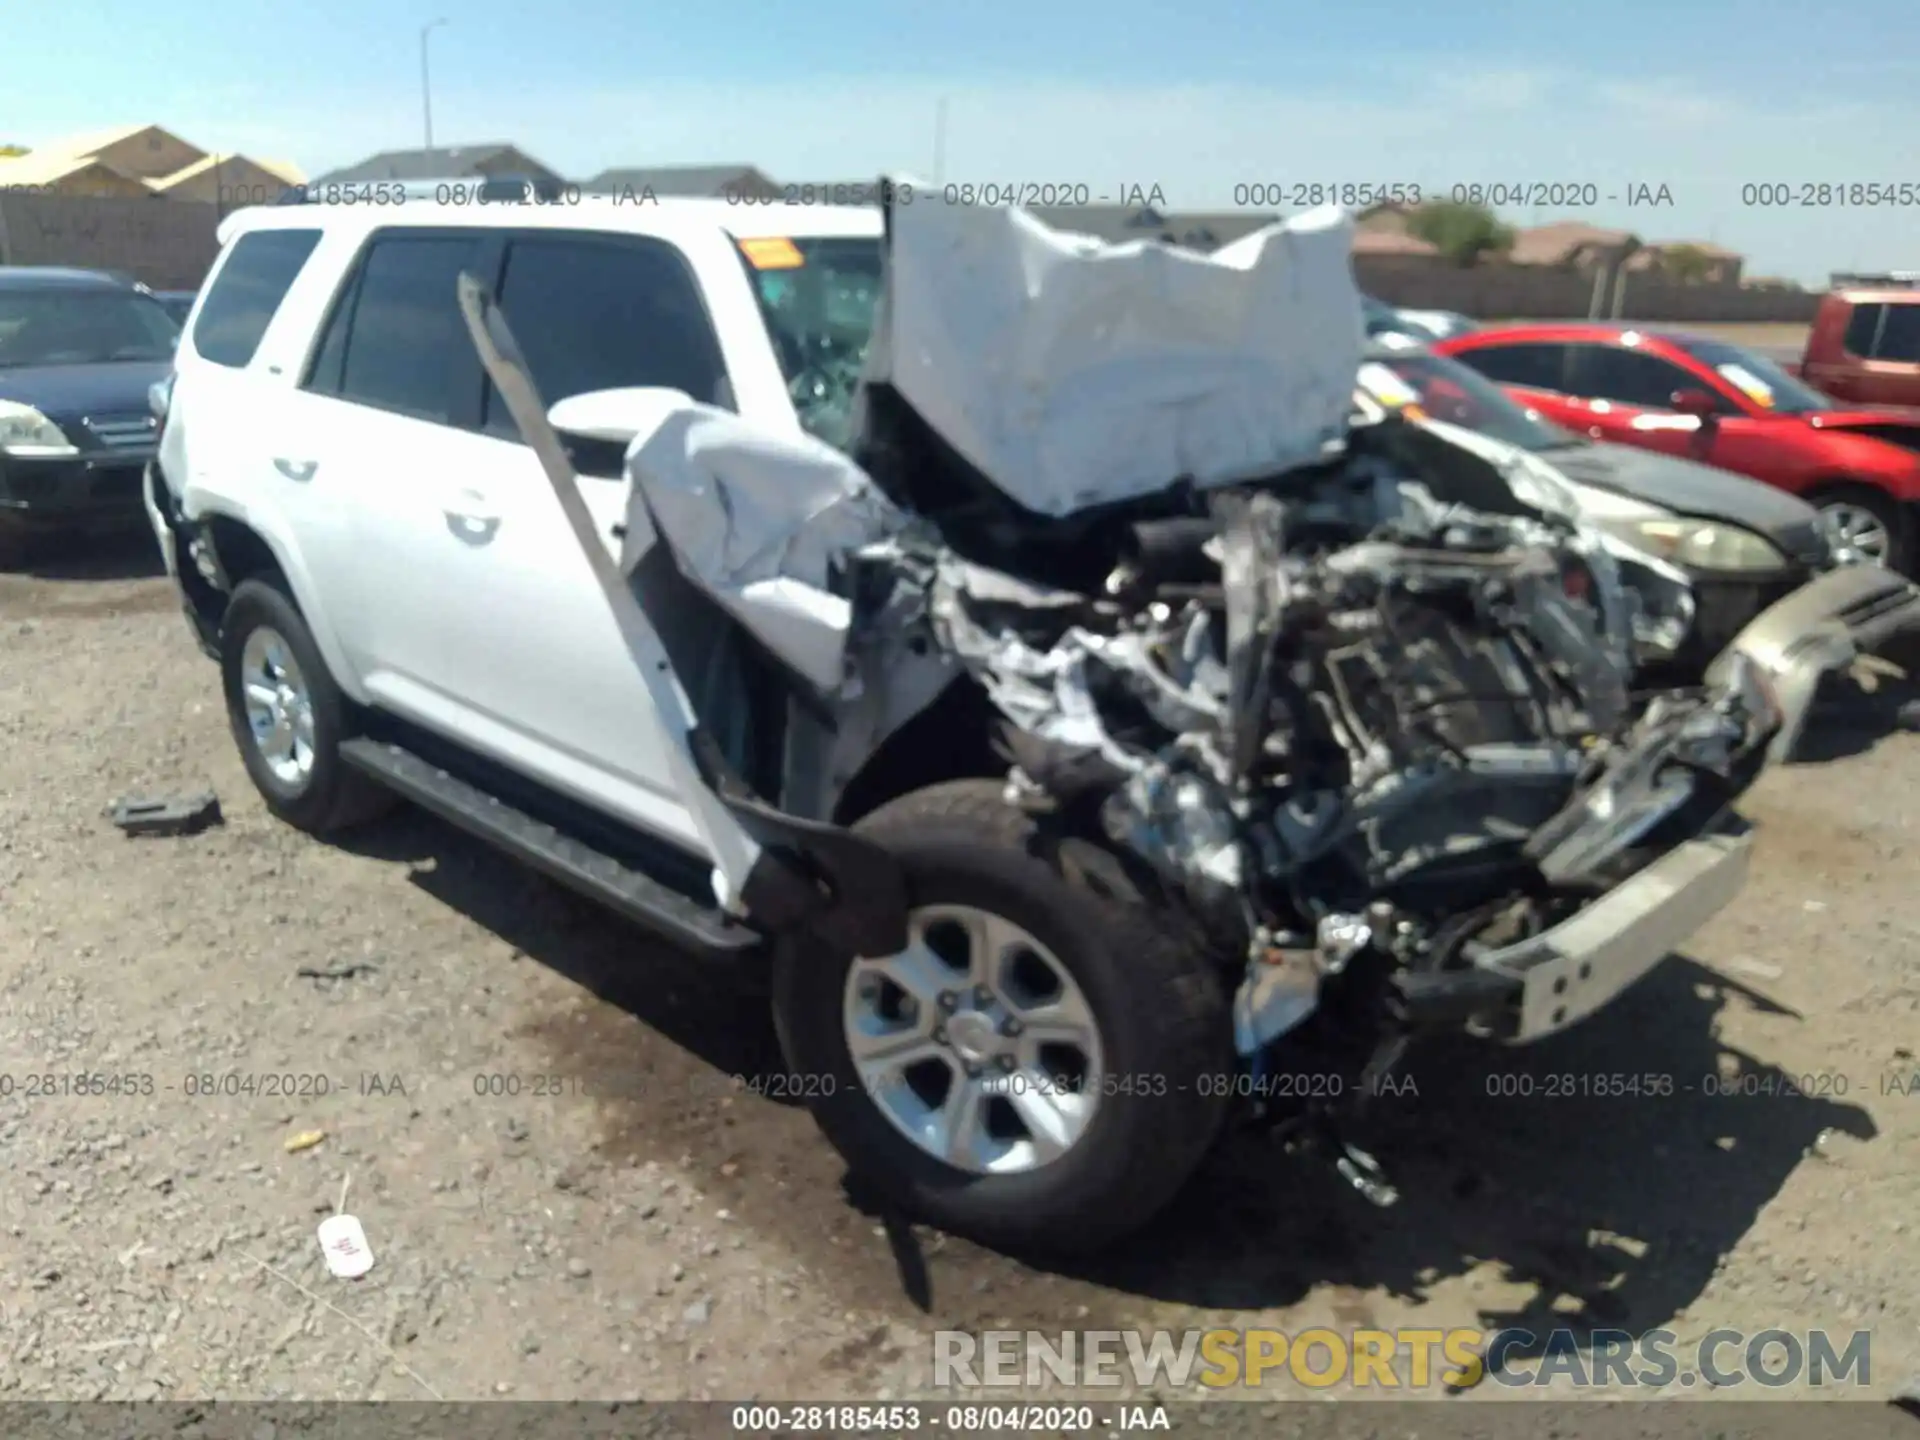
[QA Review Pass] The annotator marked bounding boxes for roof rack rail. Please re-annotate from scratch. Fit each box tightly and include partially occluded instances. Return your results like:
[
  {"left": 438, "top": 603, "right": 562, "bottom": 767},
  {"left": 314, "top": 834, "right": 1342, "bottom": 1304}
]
[
  {"left": 1830, "top": 270, "right": 1920, "bottom": 289},
  {"left": 274, "top": 174, "right": 572, "bottom": 207}
]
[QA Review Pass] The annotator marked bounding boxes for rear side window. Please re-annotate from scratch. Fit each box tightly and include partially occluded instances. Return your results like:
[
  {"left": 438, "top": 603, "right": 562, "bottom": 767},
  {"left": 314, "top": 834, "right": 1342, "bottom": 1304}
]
[
  {"left": 1450, "top": 342, "right": 1568, "bottom": 392},
  {"left": 191, "top": 228, "right": 321, "bottom": 368},
  {"left": 480, "top": 234, "right": 730, "bottom": 438},
  {"left": 1841, "top": 303, "right": 1884, "bottom": 358},
  {"left": 1874, "top": 304, "right": 1920, "bottom": 363},
  {"left": 306, "top": 234, "right": 484, "bottom": 424}
]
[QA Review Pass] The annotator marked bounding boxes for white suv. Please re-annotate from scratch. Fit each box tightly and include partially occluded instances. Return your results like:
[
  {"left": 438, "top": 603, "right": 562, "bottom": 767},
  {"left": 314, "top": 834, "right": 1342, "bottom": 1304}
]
[{"left": 147, "top": 184, "right": 1831, "bottom": 1253}]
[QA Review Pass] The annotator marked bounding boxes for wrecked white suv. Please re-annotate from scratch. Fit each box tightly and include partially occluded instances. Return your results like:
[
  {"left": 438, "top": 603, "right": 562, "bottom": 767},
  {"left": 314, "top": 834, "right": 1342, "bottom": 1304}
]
[{"left": 145, "top": 182, "right": 1877, "bottom": 1254}]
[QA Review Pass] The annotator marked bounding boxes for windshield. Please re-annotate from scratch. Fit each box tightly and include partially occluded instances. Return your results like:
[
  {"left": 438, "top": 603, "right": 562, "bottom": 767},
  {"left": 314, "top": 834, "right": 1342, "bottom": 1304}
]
[
  {"left": 737, "top": 236, "right": 882, "bottom": 449},
  {"left": 1361, "top": 349, "right": 1585, "bottom": 452},
  {"left": 0, "top": 288, "right": 180, "bottom": 367},
  {"left": 1664, "top": 334, "right": 1832, "bottom": 415}
]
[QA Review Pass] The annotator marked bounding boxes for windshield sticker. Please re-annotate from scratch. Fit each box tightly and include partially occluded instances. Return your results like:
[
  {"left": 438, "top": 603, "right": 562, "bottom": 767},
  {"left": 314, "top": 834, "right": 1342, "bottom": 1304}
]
[
  {"left": 738, "top": 237, "right": 805, "bottom": 270},
  {"left": 1716, "top": 363, "right": 1774, "bottom": 407},
  {"left": 1358, "top": 362, "right": 1421, "bottom": 409}
]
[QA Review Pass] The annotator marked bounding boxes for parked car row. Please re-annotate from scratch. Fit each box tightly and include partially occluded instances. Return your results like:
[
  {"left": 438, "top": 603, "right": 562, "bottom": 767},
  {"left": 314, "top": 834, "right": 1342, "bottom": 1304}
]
[
  {"left": 1434, "top": 322, "right": 1920, "bottom": 573},
  {"left": 121, "top": 186, "right": 1920, "bottom": 1255}
]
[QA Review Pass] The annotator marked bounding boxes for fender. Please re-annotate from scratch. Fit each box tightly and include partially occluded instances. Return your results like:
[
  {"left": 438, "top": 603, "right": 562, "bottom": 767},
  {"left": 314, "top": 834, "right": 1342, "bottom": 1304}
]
[{"left": 176, "top": 482, "right": 373, "bottom": 708}]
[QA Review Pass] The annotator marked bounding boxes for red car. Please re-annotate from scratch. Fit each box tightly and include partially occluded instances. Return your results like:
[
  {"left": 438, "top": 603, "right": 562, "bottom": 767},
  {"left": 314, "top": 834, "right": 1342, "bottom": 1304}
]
[{"left": 1434, "top": 323, "right": 1920, "bottom": 572}]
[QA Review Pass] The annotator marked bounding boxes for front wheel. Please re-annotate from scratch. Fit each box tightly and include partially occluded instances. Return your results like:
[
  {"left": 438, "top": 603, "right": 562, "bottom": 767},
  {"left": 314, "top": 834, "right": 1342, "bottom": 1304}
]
[
  {"left": 771, "top": 780, "right": 1234, "bottom": 1255},
  {"left": 1812, "top": 484, "right": 1909, "bottom": 572}
]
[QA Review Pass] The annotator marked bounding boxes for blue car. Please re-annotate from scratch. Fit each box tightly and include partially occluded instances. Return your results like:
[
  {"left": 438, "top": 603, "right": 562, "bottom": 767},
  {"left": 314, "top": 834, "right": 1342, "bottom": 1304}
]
[{"left": 0, "top": 267, "right": 178, "bottom": 561}]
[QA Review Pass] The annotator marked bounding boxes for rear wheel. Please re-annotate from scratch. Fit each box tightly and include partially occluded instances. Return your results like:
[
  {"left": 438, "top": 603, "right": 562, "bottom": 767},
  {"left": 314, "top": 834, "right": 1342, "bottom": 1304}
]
[
  {"left": 771, "top": 779, "right": 1234, "bottom": 1255},
  {"left": 220, "top": 579, "right": 395, "bottom": 834},
  {"left": 1811, "top": 484, "right": 1908, "bottom": 572}
]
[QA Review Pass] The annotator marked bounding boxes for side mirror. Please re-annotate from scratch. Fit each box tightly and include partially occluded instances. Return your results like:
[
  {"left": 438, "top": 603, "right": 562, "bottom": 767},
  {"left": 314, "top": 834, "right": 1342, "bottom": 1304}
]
[
  {"left": 1670, "top": 388, "right": 1720, "bottom": 419},
  {"left": 546, "top": 386, "right": 694, "bottom": 447}
]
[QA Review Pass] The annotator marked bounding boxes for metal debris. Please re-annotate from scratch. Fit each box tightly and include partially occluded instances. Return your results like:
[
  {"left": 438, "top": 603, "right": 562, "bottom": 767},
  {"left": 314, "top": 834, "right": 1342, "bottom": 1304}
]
[{"left": 108, "top": 790, "right": 222, "bottom": 837}]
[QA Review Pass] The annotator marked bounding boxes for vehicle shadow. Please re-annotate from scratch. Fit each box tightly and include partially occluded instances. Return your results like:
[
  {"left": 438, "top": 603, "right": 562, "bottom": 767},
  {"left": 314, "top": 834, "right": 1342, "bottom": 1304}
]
[
  {"left": 333, "top": 808, "right": 794, "bottom": 1086},
  {"left": 9, "top": 525, "right": 166, "bottom": 581},
  {"left": 332, "top": 806, "right": 1877, "bottom": 1339},
  {"left": 1019, "top": 953, "right": 1877, "bottom": 1336},
  {"left": 1789, "top": 671, "right": 1920, "bottom": 764}
]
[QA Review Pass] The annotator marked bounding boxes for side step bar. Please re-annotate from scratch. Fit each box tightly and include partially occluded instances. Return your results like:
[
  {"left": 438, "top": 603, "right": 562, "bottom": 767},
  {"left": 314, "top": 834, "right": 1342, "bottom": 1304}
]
[{"left": 339, "top": 739, "right": 762, "bottom": 957}]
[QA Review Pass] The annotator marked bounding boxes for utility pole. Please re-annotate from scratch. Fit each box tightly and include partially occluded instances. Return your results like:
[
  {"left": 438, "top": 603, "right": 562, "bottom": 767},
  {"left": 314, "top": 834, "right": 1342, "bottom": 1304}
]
[
  {"left": 933, "top": 97, "right": 948, "bottom": 185},
  {"left": 421, "top": 19, "right": 449, "bottom": 151}
]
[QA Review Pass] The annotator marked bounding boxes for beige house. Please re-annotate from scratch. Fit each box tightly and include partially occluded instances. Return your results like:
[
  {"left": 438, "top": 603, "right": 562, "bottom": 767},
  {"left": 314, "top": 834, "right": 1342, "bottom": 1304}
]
[
  {"left": 0, "top": 150, "right": 153, "bottom": 197},
  {"left": 0, "top": 124, "right": 305, "bottom": 205},
  {"left": 1508, "top": 221, "right": 1641, "bottom": 271},
  {"left": 1626, "top": 240, "right": 1745, "bottom": 285}
]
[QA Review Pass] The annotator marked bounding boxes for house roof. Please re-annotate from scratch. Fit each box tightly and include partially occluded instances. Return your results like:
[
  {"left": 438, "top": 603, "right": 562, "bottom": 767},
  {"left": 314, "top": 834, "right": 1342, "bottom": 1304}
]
[
  {"left": 312, "top": 144, "right": 555, "bottom": 185},
  {"left": 0, "top": 152, "right": 133, "bottom": 186},
  {"left": 1646, "top": 239, "right": 1742, "bottom": 259},
  {"left": 583, "top": 164, "right": 773, "bottom": 194},
  {"left": 1509, "top": 221, "right": 1639, "bottom": 265},
  {"left": 145, "top": 153, "right": 307, "bottom": 189},
  {"left": 1352, "top": 230, "right": 1440, "bottom": 257},
  {"left": 36, "top": 124, "right": 184, "bottom": 160}
]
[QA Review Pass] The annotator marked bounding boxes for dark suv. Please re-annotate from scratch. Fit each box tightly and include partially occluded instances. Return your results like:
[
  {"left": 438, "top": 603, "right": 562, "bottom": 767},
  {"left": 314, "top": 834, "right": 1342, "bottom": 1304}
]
[{"left": 0, "top": 266, "right": 179, "bottom": 561}]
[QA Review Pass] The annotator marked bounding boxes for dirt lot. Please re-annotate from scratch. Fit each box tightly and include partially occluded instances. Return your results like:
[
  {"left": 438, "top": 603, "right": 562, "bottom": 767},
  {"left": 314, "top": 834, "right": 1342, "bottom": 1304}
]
[{"left": 1, "top": 536, "right": 1916, "bottom": 1409}]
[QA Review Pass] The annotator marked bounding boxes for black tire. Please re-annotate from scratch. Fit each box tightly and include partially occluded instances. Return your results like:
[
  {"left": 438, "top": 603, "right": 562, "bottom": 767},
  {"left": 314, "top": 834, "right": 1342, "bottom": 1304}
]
[
  {"left": 220, "top": 578, "right": 394, "bottom": 834},
  {"left": 1809, "top": 483, "right": 1909, "bottom": 573},
  {"left": 771, "top": 779, "right": 1235, "bottom": 1255},
  {"left": 0, "top": 516, "right": 36, "bottom": 570}
]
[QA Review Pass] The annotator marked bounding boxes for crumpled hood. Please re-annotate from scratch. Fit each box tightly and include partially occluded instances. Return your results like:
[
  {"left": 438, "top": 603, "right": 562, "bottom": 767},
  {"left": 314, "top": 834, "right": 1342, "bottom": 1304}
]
[{"left": 860, "top": 182, "right": 1365, "bottom": 517}]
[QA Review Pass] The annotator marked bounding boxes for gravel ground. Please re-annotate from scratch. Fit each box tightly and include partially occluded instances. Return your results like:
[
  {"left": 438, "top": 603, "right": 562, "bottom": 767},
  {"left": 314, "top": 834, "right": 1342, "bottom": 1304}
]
[{"left": 1, "top": 536, "right": 1916, "bottom": 1410}]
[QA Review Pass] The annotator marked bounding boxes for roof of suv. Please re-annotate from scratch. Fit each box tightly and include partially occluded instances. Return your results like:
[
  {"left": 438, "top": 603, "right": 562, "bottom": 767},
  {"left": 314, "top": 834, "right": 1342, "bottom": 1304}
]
[
  {"left": 0, "top": 266, "right": 135, "bottom": 291},
  {"left": 217, "top": 195, "right": 883, "bottom": 249}
]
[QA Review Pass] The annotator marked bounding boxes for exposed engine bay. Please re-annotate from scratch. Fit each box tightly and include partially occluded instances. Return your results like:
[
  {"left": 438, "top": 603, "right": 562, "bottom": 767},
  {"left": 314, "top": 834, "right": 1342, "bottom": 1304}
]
[{"left": 896, "top": 431, "right": 1777, "bottom": 1063}]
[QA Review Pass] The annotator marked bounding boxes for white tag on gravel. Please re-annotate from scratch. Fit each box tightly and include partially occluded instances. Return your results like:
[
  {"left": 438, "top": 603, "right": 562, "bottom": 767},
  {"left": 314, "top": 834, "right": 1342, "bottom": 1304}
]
[{"left": 317, "top": 1214, "right": 374, "bottom": 1278}]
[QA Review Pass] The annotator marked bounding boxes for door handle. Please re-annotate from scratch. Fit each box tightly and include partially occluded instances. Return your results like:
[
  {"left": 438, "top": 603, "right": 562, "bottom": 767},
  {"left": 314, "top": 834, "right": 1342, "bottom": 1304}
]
[
  {"left": 272, "top": 458, "right": 318, "bottom": 482},
  {"left": 443, "top": 488, "right": 501, "bottom": 544},
  {"left": 444, "top": 510, "right": 501, "bottom": 544}
]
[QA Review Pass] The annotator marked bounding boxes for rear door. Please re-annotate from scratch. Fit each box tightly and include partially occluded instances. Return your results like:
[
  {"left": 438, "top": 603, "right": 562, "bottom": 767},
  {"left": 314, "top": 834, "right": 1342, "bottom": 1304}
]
[
  {"left": 1445, "top": 340, "right": 1578, "bottom": 424},
  {"left": 287, "top": 227, "right": 500, "bottom": 700}
]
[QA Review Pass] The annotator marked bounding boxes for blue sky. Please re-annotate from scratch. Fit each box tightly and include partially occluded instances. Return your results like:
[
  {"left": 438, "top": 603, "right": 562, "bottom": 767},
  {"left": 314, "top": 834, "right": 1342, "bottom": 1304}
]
[{"left": 11, "top": 0, "right": 1919, "bottom": 283}]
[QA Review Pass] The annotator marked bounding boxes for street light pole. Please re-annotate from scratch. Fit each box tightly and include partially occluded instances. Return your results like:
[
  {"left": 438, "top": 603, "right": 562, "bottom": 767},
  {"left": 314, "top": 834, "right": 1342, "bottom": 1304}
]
[{"left": 421, "top": 19, "right": 449, "bottom": 151}]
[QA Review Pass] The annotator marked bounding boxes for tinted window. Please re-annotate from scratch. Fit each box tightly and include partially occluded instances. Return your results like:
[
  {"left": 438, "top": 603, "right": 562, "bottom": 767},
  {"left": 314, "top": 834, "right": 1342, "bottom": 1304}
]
[
  {"left": 192, "top": 228, "right": 321, "bottom": 368},
  {"left": 0, "top": 288, "right": 177, "bottom": 366},
  {"left": 1875, "top": 303, "right": 1920, "bottom": 363},
  {"left": 320, "top": 235, "right": 483, "bottom": 423},
  {"left": 1451, "top": 342, "right": 1568, "bottom": 391},
  {"left": 1570, "top": 345, "right": 1704, "bottom": 410},
  {"left": 1842, "top": 303, "right": 1884, "bottom": 358},
  {"left": 482, "top": 235, "right": 728, "bottom": 438}
]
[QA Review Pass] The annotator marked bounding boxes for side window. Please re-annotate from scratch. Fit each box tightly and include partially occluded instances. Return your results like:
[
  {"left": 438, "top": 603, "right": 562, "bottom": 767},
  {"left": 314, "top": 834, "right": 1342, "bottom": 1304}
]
[
  {"left": 1570, "top": 346, "right": 1708, "bottom": 410},
  {"left": 481, "top": 235, "right": 730, "bottom": 439},
  {"left": 1873, "top": 304, "right": 1920, "bottom": 363},
  {"left": 311, "top": 234, "right": 483, "bottom": 424},
  {"left": 1450, "top": 342, "right": 1568, "bottom": 392},
  {"left": 190, "top": 228, "right": 322, "bottom": 368},
  {"left": 1841, "top": 303, "right": 1884, "bottom": 358}
]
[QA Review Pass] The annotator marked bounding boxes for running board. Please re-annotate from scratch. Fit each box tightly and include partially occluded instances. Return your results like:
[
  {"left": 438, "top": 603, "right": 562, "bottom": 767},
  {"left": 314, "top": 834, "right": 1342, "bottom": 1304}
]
[{"left": 339, "top": 738, "right": 762, "bottom": 956}]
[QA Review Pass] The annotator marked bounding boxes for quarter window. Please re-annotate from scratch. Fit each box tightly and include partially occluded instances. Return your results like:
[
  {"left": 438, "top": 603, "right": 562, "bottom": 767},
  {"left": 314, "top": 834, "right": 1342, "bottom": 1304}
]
[{"left": 191, "top": 228, "right": 321, "bottom": 368}]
